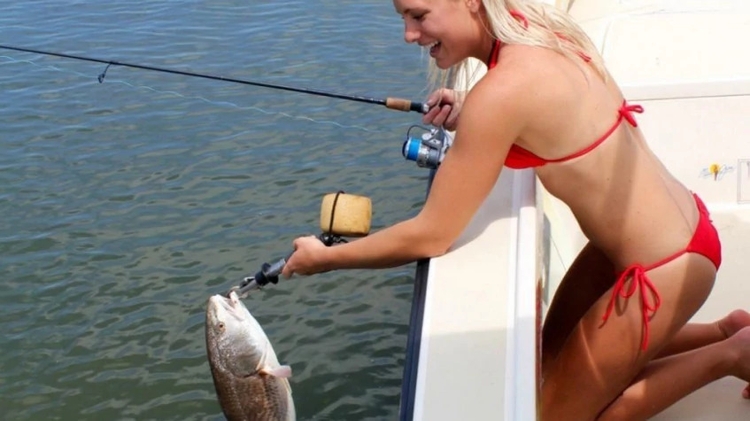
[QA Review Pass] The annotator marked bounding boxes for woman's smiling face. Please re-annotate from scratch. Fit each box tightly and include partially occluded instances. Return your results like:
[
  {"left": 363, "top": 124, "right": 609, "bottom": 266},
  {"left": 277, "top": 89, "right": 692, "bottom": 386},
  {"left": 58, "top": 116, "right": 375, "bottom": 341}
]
[{"left": 394, "top": 0, "right": 487, "bottom": 69}]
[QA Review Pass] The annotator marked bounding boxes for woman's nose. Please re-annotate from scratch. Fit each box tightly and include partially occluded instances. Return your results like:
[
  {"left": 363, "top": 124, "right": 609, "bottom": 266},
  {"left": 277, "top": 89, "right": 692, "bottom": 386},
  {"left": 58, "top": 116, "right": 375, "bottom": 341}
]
[{"left": 403, "top": 22, "right": 419, "bottom": 44}]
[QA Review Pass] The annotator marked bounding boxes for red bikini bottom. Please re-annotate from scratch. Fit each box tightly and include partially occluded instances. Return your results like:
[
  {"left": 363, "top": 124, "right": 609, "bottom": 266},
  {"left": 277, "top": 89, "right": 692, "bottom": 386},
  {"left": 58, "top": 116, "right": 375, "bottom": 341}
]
[{"left": 600, "top": 193, "right": 722, "bottom": 350}]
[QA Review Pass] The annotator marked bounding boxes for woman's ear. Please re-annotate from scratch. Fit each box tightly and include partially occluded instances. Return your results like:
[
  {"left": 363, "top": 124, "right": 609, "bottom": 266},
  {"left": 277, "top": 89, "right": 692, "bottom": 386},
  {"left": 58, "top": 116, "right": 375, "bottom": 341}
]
[{"left": 466, "top": 0, "right": 482, "bottom": 13}]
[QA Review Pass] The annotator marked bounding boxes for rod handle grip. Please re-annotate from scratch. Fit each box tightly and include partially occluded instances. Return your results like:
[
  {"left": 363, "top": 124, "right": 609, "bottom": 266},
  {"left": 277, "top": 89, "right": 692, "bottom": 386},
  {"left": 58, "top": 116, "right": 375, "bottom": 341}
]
[{"left": 385, "top": 97, "right": 428, "bottom": 114}]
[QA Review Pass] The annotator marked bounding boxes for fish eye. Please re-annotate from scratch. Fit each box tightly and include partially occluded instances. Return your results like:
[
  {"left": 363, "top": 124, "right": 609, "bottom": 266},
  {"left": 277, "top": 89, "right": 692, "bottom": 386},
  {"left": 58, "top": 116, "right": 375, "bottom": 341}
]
[{"left": 218, "top": 322, "right": 225, "bottom": 331}]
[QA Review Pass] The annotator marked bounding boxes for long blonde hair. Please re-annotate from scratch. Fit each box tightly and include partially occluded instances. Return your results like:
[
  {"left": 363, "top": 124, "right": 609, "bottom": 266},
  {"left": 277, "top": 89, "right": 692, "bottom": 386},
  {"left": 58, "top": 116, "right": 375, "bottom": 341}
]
[{"left": 429, "top": 0, "right": 605, "bottom": 92}]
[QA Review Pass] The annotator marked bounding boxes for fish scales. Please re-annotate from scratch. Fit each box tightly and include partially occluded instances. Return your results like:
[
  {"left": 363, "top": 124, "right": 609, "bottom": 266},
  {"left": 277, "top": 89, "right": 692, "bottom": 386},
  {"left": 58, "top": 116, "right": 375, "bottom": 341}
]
[{"left": 206, "top": 292, "right": 295, "bottom": 421}]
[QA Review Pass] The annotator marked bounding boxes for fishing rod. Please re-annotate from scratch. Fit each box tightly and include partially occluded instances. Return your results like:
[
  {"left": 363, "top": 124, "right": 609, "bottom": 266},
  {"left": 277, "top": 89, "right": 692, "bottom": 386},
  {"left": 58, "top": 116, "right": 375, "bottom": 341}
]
[{"left": 0, "top": 44, "right": 429, "bottom": 114}]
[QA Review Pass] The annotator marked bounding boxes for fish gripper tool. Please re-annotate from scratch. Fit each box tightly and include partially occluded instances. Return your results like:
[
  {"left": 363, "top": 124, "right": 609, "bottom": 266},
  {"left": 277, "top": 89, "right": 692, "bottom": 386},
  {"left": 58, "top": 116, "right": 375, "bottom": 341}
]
[
  {"left": 230, "top": 233, "right": 350, "bottom": 298},
  {"left": 232, "top": 252, "right": 291, "bottom": 297},
  {"left": 229, "top": 191, "right": 369, "bottom": 298}
]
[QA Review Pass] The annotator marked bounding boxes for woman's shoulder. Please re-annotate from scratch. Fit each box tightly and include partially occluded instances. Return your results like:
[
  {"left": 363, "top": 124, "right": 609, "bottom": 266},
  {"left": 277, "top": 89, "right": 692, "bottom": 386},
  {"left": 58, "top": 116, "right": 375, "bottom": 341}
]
[
  {"left": 472, "top": 45, "right": 581, "bottom": 115},
  {"left": 499, "top": 44, "right": 584, "bottom": 86}
]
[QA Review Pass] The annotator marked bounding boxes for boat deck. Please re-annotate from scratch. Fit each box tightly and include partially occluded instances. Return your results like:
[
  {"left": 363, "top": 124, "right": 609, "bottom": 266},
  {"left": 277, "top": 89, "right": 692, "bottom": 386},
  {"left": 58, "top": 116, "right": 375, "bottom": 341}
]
[{"left": 651, "top": 208, "right": 750, "bottom": 420}]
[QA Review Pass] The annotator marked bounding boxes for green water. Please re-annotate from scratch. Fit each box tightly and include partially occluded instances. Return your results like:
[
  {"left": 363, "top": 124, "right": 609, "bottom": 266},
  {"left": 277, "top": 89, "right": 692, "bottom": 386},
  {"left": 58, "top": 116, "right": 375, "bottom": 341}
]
[{"left": 1, "top": 1, "right": 433, "bottom": 419}]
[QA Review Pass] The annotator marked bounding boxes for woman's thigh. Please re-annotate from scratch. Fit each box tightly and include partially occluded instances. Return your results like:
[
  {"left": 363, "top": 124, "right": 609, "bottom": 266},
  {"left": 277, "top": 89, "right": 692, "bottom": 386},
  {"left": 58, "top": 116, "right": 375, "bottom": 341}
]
[
  {"left": 542, "top": 242, "right": 616, "bottom": 365},
  {"left": 540, "top": 252, "right": 717, "bottom": 421}
]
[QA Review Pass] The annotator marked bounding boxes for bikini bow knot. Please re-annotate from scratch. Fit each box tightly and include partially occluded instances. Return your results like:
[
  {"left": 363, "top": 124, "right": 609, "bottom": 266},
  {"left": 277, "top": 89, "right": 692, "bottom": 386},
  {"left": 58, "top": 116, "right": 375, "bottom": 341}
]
[
  {"left": 601, "top": 264, "right": 662, "bottom": 351},
  {"left": 619, "top": 103, "right": 645, "bottom": 127}
]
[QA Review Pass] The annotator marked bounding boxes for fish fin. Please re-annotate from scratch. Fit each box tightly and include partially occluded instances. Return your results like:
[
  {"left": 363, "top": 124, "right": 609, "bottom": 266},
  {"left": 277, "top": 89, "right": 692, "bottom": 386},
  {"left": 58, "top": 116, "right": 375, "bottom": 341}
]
[
  {"left": 253, "top": 341, "right": 272, "bottom": 372},
  {"left": 282, "top": 377, "right": 293, "bottom": 394},
  {"left": 260, "top": 365, "right": 292, "bottom": 378}
]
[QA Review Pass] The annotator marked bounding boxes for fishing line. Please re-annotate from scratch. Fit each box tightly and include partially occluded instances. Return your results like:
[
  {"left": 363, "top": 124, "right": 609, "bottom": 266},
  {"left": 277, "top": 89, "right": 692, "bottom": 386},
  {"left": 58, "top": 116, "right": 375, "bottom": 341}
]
[
  {"left": 0, "top": 44, "right": 429, "bottom": 114},
  {"left": 0, "top": 55, "right": 411, "bottom": 135}
]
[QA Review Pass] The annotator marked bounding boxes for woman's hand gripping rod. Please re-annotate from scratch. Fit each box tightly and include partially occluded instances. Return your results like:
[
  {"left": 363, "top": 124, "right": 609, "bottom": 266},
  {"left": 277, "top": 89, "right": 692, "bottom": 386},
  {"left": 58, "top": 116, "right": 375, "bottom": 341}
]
[{"left": 226, "top": 192, "right": 372, "bottom": 299}]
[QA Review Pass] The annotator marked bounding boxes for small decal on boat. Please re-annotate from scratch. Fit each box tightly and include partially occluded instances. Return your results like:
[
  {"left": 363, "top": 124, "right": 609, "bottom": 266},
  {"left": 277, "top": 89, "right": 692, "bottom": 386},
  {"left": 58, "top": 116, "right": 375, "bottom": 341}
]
[{"left": 700, "top": 163, "right": 734, "bottom": 181}]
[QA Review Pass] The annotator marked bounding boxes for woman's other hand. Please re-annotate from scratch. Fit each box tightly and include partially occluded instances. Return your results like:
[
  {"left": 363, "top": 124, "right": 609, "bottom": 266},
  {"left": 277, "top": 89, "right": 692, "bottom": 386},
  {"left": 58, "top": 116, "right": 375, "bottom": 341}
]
[{"left": 423, "top": 88, "right": 463, "bottom": 131}]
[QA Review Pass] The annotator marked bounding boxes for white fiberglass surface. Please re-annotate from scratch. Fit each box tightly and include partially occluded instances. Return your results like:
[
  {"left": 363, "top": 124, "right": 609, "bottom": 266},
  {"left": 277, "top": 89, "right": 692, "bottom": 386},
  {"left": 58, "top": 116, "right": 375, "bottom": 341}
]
[
  {"left": 651, "top": 207, "right": 750, "bottom": 420},
  {"left": 544, "top": 205, "right": 750, "bottom": 420}
]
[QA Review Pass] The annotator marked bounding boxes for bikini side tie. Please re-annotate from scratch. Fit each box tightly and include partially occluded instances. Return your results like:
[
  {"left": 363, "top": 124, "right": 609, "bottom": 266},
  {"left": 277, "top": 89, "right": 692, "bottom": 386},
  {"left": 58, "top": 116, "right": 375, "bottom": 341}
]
[{"left": 601, "top": 264, "right": 662, "bottom": 351}]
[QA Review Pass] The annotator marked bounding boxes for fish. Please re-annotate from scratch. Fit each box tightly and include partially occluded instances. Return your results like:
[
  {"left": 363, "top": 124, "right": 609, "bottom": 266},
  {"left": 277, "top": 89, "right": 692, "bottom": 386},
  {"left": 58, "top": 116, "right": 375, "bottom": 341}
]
[{"left": 205, "top": 291, "right": 296, "bottom": 421}]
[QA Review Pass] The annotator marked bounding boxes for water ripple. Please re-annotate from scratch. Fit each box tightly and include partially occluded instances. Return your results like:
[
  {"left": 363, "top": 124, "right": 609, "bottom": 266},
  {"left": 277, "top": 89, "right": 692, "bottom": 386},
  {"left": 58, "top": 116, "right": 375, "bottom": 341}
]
[{"left": 1, "top": 1, "right": 428, "bottom": 419}]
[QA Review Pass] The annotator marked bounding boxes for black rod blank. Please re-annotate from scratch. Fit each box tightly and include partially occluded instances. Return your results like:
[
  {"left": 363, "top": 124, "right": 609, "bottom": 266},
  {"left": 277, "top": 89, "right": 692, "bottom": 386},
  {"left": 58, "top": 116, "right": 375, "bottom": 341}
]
[{"left": 0, "top": 44, "right": 428, "bottom": 113}]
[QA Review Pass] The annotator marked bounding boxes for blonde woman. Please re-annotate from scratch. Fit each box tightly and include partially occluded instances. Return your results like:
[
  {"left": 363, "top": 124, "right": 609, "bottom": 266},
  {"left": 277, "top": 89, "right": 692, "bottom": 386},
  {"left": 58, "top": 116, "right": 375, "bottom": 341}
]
[{"left": 282, "top": 1, "right": 750, "bottom": 419}]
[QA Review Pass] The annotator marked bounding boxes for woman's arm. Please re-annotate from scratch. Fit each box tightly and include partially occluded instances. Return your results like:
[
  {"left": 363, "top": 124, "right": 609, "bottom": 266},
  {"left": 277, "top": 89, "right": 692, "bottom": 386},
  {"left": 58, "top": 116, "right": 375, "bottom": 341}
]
[{"left": 283, "top": 69, "right": 531, "bottom": 277}]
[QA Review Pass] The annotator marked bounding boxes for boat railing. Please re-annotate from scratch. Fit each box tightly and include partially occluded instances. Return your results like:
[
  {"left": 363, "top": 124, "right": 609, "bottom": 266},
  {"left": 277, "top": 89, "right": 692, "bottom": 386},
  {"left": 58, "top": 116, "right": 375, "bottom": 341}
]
[{"left": 399, "top": 168, "right": 542, "bottom": 420}]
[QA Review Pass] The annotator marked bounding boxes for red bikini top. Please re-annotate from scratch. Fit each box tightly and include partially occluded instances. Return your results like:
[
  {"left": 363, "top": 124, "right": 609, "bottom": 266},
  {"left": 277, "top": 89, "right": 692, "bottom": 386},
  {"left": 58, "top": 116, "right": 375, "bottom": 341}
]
[{"left": 487, "top": 38, "right": 644, "bottom": 169}]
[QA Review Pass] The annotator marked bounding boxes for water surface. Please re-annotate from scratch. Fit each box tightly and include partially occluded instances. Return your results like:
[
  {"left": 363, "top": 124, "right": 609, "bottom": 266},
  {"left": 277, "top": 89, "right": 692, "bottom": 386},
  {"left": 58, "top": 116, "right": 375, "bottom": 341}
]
[{"left": 1, "top": 1, "right": 433, "bottom": 419}]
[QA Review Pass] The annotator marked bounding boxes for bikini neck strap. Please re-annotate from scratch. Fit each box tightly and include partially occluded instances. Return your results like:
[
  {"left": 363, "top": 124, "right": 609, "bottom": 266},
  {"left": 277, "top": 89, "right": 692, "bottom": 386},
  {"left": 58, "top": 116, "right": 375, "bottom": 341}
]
[
  {"left": 487, "top": 10, "right": 527, "bottom": 69},
  {"left": 487, "top": 39, "right": 501, "bottom": 69}
]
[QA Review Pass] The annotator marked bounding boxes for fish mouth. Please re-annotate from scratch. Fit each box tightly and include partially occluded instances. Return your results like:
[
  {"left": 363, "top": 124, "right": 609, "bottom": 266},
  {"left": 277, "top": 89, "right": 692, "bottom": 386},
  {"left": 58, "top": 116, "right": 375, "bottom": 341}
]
[
  {"left": 211, "top": 290, "right": 238, "bottom": 308},
  {"left": 208, "top": 292, "right": 247, "bottom": 323},
  {"left": 227, "top": 290, "right": 240, "bottom": 307}
]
